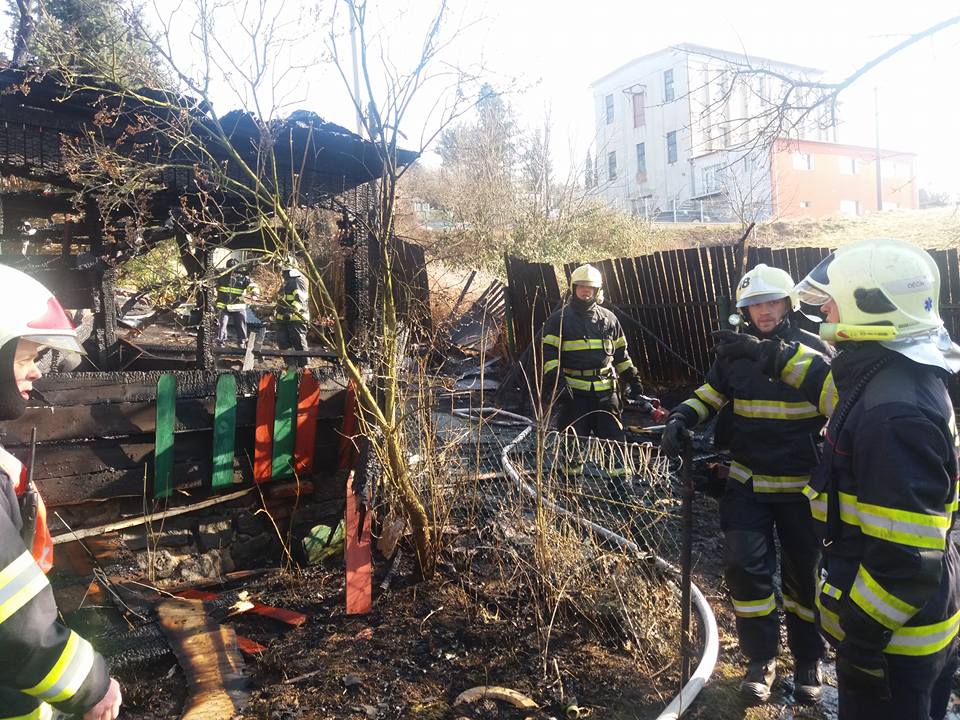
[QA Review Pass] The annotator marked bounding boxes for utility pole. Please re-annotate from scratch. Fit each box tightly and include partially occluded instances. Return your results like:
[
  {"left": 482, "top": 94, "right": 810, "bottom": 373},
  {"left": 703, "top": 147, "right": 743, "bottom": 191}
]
[
  {"left": 874, "top": 87, "right": 883, "bottom": 212},
  {"left": 349, "top": 5, "right": 363, "bottom": 135}
]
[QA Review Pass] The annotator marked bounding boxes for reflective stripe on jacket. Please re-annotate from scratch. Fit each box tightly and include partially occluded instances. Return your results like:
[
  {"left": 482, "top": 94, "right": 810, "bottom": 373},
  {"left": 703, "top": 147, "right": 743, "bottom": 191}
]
[
  {"left": 777, "top": 342, "right": 960, "bottom": 657},
  {"left": 216, "top": 272, "right": 257, "bottom": 311},
  {"left": 671, "top": 321, "right": 831, "bottom": 500},
  {"left": 0, "top": 461, "right": 110, "bottom": 715},
  {"left": 540, "top": 301, "right": 637, "bottom": 397},
  {"left": 274, "top": 274, "right": 310, "bottom": 322}
]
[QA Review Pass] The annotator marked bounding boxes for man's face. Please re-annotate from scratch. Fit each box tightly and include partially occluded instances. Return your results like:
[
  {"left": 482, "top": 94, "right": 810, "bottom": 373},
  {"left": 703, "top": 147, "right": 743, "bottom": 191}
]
[
  {"left": 13, "top": 339, "right": 44, "bottom": 400},
  {"left": 821, "top": 297, "right": 840, "bottom": 324},
  {"left": 574, "top": 284, "right": 596, "bottom": 301},
  {"left": 746, "top": 298, "right": 790, "bottom": 333}
]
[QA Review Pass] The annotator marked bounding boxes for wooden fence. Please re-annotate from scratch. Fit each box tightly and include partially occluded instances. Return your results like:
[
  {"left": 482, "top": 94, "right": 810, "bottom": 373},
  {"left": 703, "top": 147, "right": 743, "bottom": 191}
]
[{"left": 507, "top": 246, "right": 960, "bottom": 388}]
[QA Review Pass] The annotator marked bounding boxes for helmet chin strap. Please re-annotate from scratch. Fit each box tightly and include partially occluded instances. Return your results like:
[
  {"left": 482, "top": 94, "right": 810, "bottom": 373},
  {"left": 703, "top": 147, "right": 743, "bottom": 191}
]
[{"left": 0, "top": 340, "right": 26, "bottom": 421}]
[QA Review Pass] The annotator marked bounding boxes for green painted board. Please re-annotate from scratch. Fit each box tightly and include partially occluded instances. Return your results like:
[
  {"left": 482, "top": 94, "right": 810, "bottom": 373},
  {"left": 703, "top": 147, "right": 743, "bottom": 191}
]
[
  {"left": 271, "top": 369, "right": 299, "bottom": 479},
  {"left": 154, "top": 374, "right": 177, "bottom": 499},
  {"left": 211, "top": 373, "right": 238, "bottom": 490}
]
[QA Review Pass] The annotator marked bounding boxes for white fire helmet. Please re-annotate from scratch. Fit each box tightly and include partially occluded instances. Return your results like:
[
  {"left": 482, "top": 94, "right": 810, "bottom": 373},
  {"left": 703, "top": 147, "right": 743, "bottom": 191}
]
[
  {"left": 736, "top": 264, "right": 799, "bottom": 311},
  {"left": 570, "top": 264, "right": 603, "bottom": 304},
  {"left": 0, "top": 264, "right": 85, "bottom": 355},
  {"left": 794, "top": 238, "right": 960, "bottom": 370}
]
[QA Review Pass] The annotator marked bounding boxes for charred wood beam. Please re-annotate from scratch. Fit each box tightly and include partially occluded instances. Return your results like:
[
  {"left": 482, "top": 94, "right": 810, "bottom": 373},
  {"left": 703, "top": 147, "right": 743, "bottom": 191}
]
[{"left": 91, "top": 267, "right": 120, "bottom": 370}]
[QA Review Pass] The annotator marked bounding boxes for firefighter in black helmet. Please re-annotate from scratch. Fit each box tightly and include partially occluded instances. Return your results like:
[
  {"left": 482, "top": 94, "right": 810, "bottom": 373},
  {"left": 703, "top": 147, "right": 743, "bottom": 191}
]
[
  {"left": 714, "top": 239, "right": 960, "bottom": 720},
  {"left": 662, "top": 264, "right": 830, "bottom": 705}
]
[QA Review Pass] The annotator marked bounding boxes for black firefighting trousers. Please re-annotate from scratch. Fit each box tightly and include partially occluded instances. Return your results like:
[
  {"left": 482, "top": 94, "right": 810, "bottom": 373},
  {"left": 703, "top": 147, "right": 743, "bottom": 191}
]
[{"left": 719, "top": 481, "right": 825, "bottom": 663}]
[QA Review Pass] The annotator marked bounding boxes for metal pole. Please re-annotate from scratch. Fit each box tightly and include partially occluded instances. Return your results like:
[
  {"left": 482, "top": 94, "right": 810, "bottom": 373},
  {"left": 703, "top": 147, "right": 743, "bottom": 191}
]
[
  {"left": 680, "top": 435, "right": 694, "bottom": 686},
  {"left": 874, "top": 87, "right": 883, "bottom": 212}
]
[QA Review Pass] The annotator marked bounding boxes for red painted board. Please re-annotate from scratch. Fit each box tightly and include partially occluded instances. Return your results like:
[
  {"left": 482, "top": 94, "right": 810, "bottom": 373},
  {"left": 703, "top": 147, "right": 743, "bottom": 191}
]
[
  {"left": 338, "top": 381, "right": 359, "bottom": 471},
  {"left": 345, "top": 469, "right": 372, "bottom": 615},
  {"left": 174, "top": 588, "right": 307, "bottom": 627},
  {"left": 293, "top": 370, "right": 321, "bottom": 476},
  {"left": 254, "top": 373, "right": 276, "bottom": 484},
  {"left": 237, "top": 636, "right": 267, "bottom": 655}
]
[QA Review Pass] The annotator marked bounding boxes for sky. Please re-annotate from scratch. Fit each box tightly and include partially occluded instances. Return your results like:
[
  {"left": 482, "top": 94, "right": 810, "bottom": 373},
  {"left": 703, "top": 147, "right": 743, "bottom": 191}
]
[{"left": 6, "top": 1, "right": 960, "bottom": 194}]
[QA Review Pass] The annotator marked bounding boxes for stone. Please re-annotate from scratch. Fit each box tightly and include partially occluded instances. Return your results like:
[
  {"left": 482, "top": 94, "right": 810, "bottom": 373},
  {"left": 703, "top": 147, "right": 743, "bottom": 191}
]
[
  {"left": 137, "top": 548, "right": 179, "bottom": 580},
  {"left": 123, "top": 527, "right": 194, "bottom": 551},
  {"left": 198, "top": 519, "right": 235, "bottom": 551},
  {"left": 231, "top": 533, "right": 281, "bottom": 567},
  {"left": 234, "top": 509, "right": 269, "bottom": 536}
]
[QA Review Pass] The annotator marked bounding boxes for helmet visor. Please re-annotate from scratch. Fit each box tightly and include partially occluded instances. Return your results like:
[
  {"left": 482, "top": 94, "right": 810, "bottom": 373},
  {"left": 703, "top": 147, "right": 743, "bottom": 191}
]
[
  {"left": 736, "top": 291, "right": 789, "bottom": 309},
  {"left": 794, "top": 277, "right": 833, "bottom": 307},
  {"left": 21, "top": 333, "right": 86, "bottom": 355}
]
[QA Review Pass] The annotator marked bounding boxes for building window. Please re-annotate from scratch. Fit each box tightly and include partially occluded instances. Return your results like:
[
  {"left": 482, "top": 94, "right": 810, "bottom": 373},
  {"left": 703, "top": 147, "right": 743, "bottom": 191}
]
[
  {"left": 839, "top": 200, "right": 859, "bottom": 216},
  {"left": 883, "top": 201, "right": 898, "bottom": 211},
  {"left": 799, "top": 201, "right": 811, "bottom": 208},
  {"left": 666, "top": 131, "right": 677, "bottom": 164},
  {"left": 632, "top": 92, "right": 646, "bottom": 128},
  {"left": 840, "top": 156, "right": 858, "bottom": 175},
  {"left": 792, "top": 152, "right": 814, "bottom": 170},
  {"left": 663, "top": 69, "right": 675, "bottom": 102},
  {"left": 701, "top": 163, "right": 724, "bottom": 194},
  {"left": 608, "top": 151, "right": 617, "bottom": 181},
  {"left": 636, "top": 142, "right": 646, "bottom": 174},
  {"left": 605, "top": 94, "right": 614, "bottom": 124}
]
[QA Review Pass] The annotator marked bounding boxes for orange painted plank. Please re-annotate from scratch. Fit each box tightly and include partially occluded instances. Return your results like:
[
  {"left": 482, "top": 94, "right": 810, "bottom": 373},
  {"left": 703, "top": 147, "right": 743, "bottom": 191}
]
[
  {"left": 236, "top": 636, "right": 267, "bottom": 655},
  {"left": 174, "top": 588, "right": 308, "bottom": 627},
  {"left": 338, "top": 381, "right": 359, "bottom": 471},
  {"left": 293, "top": 370, "right": 321, "bottom": 476},
  {"left": 253, "top": 373, "right": 276, "bottom": 484},
  {"left": 345, "top": 469, "right": 372, "bottom": 615}
]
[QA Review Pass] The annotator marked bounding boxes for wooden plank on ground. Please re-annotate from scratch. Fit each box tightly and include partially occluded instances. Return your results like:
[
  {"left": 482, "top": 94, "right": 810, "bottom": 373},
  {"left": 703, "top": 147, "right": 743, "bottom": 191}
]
[
  {"left": 345, "top": 469, "right": 372, "bottom": 614},
  {"left": 211, "top": 374, "right": 238, "bottom": 491},
  {"left": 154, "top": 374, "right": 176, "bottom": 499},
  {"left": 293, "top": 370, "right": 321, "bottom": 476},
  {"left": 271, "top": 370, "right": 298, "bottom": 480},
  {"left": 174, "top": 589, "right": 308, "bottom": 627},
  {"left": 253, "top": 373, "right": 276, "bottom": 484}
]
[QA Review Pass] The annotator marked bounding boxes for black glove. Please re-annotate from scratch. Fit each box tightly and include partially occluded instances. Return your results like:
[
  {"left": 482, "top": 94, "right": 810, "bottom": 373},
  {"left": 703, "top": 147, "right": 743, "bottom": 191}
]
[
  {"left": 836, "top": 641, "right": 890, "bottom": 701},
  {"left": 660, "top": 415, "right": 690, "bottom": 458},
  {"left": 624, "top": 378, "right": 646, "bottom": 401},
  {"left": 711, "top": 330, "right": 782, "bottom": 376}
]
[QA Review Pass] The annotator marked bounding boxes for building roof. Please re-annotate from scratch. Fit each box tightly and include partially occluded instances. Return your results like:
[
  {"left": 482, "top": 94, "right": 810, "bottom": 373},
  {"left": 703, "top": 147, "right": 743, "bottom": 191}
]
[
  {"left": 774, "top": 137, "right": 916, "bottom": 159},
  {"left": 590, "top": 42, "right": 822, "bottom": 89}
]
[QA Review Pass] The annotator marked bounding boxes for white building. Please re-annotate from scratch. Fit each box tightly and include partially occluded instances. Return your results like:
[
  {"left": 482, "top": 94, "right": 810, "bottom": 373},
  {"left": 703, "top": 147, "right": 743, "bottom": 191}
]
[{"left": 589, "top": 43, "right": 838, "bottom": 220}]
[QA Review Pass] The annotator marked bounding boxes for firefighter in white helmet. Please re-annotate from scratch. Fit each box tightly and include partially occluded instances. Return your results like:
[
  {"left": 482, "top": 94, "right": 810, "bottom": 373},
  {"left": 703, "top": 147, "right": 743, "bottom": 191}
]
[
  {"left": 540, "top": 264, "right": 645, "bottom": 470},
  {"left": 662, "top": 264, "right": 832, "bottom": 704},
  {"left": 714, "top": 239, "right": 960, "bottom": 719},
  {"left": 0, "top": 265, "right": 122, "bottom": 720}
]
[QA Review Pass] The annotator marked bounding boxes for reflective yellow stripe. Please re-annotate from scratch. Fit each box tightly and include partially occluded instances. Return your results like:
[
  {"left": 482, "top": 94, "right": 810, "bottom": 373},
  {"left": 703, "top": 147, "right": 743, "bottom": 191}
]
[
  {"left": 543, "top": 334, "right": 561, "bottom": 348},
  {"left": 852, "top": 494, "right": 950, "bottom": 550},
  {"left": 681, "top": 398, "right": 709, "bottom": 423},
  {"left": 887, "top": 609, "right": 960, "bottom": 656},
  {"left": 25, "top": 631, "right": 95, "bottom": 703},
  {"left": 543, "top": 359, "right": 560, "bottom": 374},
  {"left": 613, "top": 336, "right": 627, "bottom": 348},
  {"left": 615, "top": 359, "right": 634, "bottom": 374},
  {"left": 815, "top": 581, "right": 845, "bottom": 640},
  {"left": 783, "top": 593, "right": 815, "bottom": 622},
  {"left": 733, "top": 398, "right": 820, "bottom": 420},
  {"left": 731, "top": 593, "right": 777, "bottom": 618},
  {"left": 751, "top": 473, "right": 810, "bottom": 494},
  {"left": 5, "top": 704, "right": 53, "bottom": 720},
  {"left": 694, "top": 383, "right": 726, "bottom": 411},
  {"left": 821, "top": 581, "right": 842, "bottom": 600},
  {"left": 561, "top": 338, "right": 607, "bottom": 352},
  {"left": 818, "top": 374, "right": 838, "bottom": 417},
  {"left": 217, "top": 286, "right": 244, "bottom": 295},
  {"left": 0, "top": 551, "right": 49, "bottom": 623},
  {"left": 948, "top": 480, "right": 959, "bottom": 515},
  {"left": 850, "top": 566, "right": 919, "bottom": 631},
  {"left": 728, "top": 461, "right": 751, "bottom": 484},
  {"left": 782, "top": 345, "right": 814, "bottom": 387},
  {"left": 565, "top": 376, "right": 614, "bottom": 392},
  {"left": 803, "top": 485, "right": 827, "bottom": 521}
]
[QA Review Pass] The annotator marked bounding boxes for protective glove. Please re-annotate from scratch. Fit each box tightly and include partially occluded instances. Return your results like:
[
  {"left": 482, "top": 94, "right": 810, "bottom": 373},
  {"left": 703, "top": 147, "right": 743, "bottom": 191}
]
[
  {"left": 626, "top": 378, "right": 645, "bottom": 399},
  {"left": 711, "top": 330, "right": 782, "bottom": 376},
  {"left": 659, "top": 414, "right": 690, "bottom": 458},
  {"left": 836, "top": 641, "right": 890, "bottom": 701}
]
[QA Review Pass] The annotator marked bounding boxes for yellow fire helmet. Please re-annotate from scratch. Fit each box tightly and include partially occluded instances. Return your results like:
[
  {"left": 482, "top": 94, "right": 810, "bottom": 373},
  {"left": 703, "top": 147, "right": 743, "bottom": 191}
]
[
  {"left": 570, "top": 263, "right": 604, "bottom": 304},
  {"left": 736, "top": 264, "right": 798, "bottom": 311}
]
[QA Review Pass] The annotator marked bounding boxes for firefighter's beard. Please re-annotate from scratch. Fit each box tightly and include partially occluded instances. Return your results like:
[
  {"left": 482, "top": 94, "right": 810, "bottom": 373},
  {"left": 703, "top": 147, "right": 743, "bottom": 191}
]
[{"left": 0, "top": 341, "right": 27, "bottom": 421}]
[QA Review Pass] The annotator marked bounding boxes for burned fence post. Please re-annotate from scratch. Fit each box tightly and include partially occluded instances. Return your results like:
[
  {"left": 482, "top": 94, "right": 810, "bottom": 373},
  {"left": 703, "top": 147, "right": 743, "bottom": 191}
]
[{"left": 91, "top": 267, "right": 120, "bottom": 370}]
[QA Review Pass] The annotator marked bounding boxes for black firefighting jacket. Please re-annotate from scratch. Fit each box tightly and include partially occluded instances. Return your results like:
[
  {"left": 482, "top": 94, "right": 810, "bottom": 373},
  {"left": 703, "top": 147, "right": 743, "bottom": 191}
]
[
  {"left": 216, "top": 271, "right": 257, "bottom": 311},
  {"left": 775, "top": 340, "right": 960, "bottom": 657},
  {"left": 274, "top": 271, "right": 310, "bottom": 323},
  {"left": 0, "top": 465, "right": 110, "bottom": 715},
  {"left": 541, "top": 299, "right": 638, "bottom": 398},
  {"left": 671, "top": 320, "right": 831, "bottom": 502}
]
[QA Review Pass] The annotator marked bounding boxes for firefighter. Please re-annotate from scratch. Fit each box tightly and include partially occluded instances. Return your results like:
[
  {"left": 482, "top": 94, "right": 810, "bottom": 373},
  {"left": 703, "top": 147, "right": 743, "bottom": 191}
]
[
  {"left": 661, "top": 264, "right": 829, "bottom": 704},
  {"left": 713, "top": 238, "right": 960, "bottom": 720},
  {"left": 541, "top": 264, "right": 644, "bottom": 475},
  {"left": 274, "top": 259, "right": 310, "bottom": 368},
  {"left": 0, "top": 265, "right": 122, "bottom": 720},
  {"left": 216, "top": 258, "right": 260, "bottom": 346}
]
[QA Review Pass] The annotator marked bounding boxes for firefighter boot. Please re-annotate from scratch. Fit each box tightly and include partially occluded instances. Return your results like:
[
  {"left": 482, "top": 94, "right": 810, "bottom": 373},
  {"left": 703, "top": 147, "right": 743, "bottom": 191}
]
[
  {"left": 740, "top": 658, "right": 777, "bottom": 704},
  {"left": 792, "top": 659, "right": 822, "bottom": 705}
]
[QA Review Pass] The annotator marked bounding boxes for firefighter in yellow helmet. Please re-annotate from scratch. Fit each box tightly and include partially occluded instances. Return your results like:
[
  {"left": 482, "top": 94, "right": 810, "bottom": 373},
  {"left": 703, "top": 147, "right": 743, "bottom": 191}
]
[
  {"left": 662, "top": 264, "right": 832, "bottom": 704},
  {"left": 0, "top": 265, "right": 122, "bottom": 720},
  {"left": 714, "top": 239, "right": 960, "bottom": 720},
  {"left": 541, "top": 264, "right": 644, "bottom": 456}
]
